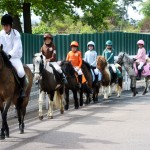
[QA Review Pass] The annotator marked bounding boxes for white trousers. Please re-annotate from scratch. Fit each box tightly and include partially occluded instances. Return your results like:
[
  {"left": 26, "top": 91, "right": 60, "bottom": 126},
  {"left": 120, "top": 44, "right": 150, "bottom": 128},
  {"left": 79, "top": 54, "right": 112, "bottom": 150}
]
[
  {"left": 94, "top": 68, "right": 102, "bottom": 81},
  {"left": 10, "top": 58, "right": 25, "bottom": 78},
  {"left": 109, "top": 64, "right": 116, "bottom": 73},
  {"left": 74, "top": 67, "right": 83, "bottom": 75},
  {"left": 50, "top": 62, "right": 62, "bottom": 74},
  {"left": 138, "top": 62, "right": 144, "bottom": 70}
]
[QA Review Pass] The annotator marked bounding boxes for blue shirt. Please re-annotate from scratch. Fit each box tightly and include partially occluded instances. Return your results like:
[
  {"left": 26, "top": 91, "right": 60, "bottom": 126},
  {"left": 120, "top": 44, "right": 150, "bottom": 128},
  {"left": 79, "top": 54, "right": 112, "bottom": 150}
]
[{"left": 84, "top": 50, "right": 97, "bottom": 67}]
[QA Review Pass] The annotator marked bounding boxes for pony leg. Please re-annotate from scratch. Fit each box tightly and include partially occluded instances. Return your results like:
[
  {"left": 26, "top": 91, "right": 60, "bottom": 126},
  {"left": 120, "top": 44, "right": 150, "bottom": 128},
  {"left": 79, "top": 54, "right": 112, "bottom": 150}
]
[
  {"left": 59, "top": 87, "right": 64, "bottom": 114},
  {"left": 108, "top": 85, "right": 112, "bottom": 96},
  {"left": 47, "top": 100, "right": 53, "bottom": 119},
  {"left": 47, "top": 93, "right": 54, "bottom": 119},
  {"left": 17, "top": 101, "right": 26, "bottom": 134},
  {"left": 79, "top": 86, "right": 83, "bottom": 107},
  {"left": 0, "top": 101, "right": 11, "bottom": 140},
  {"left": 72, "top": 89, "right": 79, "bottom": 109},
  {"left": 103, "top": 86, "right": 109, "bottom": 99},
  {"left": 38, "top": 91, "right": 45, "bottom": 120},
  {"left": 60, "top": 94, "right": 64, "bottom": 114},
  {"left": 116, "top": 85, "right": 122, "bottom": 97},
  {"left": 65, "top": 88, "right": 69, "bottom": 110},
  {"left": 130, "top": 77, "right": 137, "bottom": 97},
  {"left": 143, "top": 77, "right": 149, "bottom": 95}
]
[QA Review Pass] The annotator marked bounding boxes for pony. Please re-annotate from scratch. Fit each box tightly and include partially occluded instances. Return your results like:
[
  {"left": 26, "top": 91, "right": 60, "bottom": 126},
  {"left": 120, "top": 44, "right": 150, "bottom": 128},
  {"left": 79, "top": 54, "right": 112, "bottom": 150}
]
[
  {"left": 33, "top": 53, "right": 64, "bottom": 120},
  {"left": 60, "top": 60, "right": 82, "bottom": 110},
  {"left": 81, "top": 60, "right": 100, "bottom": 103},
  {"left": 0, "top": 45, "right": 33, "bottom": 140},
  {"left": 116, "top": 52, "right": 150, "bottom": 95},
  {"left": 96, "top": 55, "right": 123, "bottom": 99}
]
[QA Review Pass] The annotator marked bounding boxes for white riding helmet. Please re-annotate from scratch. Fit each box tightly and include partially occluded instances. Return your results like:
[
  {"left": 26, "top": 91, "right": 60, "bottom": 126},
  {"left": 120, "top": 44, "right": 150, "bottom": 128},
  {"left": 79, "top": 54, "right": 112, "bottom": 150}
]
[{"left": 87, "top": 41, "right": 95, "bottom": 47}]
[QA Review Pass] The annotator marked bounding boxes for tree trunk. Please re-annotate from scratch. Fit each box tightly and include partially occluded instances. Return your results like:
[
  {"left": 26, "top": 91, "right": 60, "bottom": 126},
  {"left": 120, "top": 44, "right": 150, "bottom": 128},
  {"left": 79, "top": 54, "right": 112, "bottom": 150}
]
[
  {"left": 13, "top": 15, "right": 23, "bottom": 33},
  {"left": 23, "top": 2, "right": 32, "bottom": 33}
]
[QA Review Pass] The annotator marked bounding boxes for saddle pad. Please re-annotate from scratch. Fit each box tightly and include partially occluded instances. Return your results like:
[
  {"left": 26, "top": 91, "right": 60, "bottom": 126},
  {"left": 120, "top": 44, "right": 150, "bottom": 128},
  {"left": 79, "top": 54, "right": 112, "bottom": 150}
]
[{"left": 75, "top": 74, "right": 86, "bottom": 84}]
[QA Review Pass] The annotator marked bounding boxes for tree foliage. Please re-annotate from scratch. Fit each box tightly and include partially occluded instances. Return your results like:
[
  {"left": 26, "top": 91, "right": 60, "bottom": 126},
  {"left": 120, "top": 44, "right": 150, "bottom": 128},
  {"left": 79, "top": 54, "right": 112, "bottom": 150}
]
[
  {"left": 33, "top": 15, "right": 95, "bottom": 34},
  {"left": 0, "top": 0, "right": 116, "bottom": 33},
  {"left": 141, "top": 0, "right": 150, "bottom": 17}
]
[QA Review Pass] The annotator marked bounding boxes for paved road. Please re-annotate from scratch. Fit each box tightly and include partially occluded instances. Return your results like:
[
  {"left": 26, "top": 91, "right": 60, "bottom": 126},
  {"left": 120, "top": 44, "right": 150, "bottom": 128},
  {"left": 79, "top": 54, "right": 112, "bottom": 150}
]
[{"left": 0, "top": 89, "right": 150, "bottom": 150}]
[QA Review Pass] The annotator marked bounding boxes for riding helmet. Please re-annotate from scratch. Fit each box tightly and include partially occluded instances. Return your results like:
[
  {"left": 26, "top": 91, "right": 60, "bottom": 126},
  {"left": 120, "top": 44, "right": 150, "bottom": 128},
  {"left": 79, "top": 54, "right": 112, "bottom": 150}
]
[
  {"left": 87, "top": 41, "right": 95, "bottom": 47},
  {"left": 43, "top": 33, "right": 53, "bottom": 41},
  {"left": 137, "top": 40, "right": 144, "bottom": 45},
  {"left": 1, "top": 14, "right": 13, "bottom": 26},
  {"left": 106, "top": 40, "right": 113, "bottom": 46},
  {"left": 70, "top": 41, "right": 79, "bottom": 47}
]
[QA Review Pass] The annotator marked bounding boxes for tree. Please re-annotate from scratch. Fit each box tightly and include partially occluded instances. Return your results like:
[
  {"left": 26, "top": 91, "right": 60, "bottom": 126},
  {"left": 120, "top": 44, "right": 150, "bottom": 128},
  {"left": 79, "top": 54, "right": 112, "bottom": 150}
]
[
  {"left": 141, "top": 0, "right": 150, "bottom": 17},
  {"left": 0, "top": 0, "right": 116, "bottom": 33},
  {"left": 32, "top": 15, "right": 95, "bottom": 34},
  {"left": 138, "top": 17, "right": 150, "bottom": 32}
]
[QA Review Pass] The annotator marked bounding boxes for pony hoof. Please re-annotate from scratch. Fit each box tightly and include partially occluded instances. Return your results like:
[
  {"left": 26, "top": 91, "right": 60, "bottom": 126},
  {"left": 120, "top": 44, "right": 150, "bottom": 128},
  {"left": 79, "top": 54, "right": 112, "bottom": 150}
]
[
  {"left": 65, "top": 105, "right": 69, "bottom": 110},
  {"left": 39, "top": 116, "right": 43, "bottom": 120},
  {"left": 60, "top": 109, "right": 64, "bottom": 114},
  {"left": 20, "top": 130, "right": 24, "bottom": 134},
  {"left": 0, "top": 134, "right": 5, "bottom": 140},
  {"left": 48, "top": 116, "right": 53, "bottom": 119},
  {"left": 74, "top": 106, "right": 79, "bottom": 109}
]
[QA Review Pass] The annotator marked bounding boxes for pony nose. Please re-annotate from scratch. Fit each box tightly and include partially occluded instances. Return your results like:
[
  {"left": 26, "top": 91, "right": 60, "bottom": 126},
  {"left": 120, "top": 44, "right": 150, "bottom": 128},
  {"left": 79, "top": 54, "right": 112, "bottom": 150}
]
[
  {"left": 34, "top": 74, "right": 40, "bottom": 81},
  {"left": 35, "top": 80, "right": 39, "bottom": 85}
]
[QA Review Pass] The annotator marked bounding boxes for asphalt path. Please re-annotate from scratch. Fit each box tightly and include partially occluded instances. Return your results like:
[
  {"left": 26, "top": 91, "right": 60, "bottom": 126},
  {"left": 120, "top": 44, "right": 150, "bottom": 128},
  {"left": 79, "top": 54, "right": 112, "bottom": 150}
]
[{"left": 0, "top": 88, "right": 150, "bottom": 150}]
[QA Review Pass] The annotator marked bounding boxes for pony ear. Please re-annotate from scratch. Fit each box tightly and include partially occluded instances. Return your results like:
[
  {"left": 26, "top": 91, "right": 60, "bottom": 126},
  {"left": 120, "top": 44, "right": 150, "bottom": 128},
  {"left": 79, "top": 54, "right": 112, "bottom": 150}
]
[
  {"left": 40, "top": 55, "right": 43, "bottom": 59},
  {"left": 0, "top": 44, "right": 3, "bottom": 52}
]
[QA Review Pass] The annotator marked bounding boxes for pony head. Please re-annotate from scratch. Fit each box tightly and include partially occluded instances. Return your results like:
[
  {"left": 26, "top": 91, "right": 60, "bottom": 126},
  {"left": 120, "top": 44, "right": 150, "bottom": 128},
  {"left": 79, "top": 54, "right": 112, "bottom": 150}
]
[
  {"left": 60, "top": 60, "right": 75, "bottom": 77},
  {"left": 116, "top": 52, "right": 125, "bottom": 65},
  {"left": 33, "top": 53, "right": 46, "bottom": 81},
  {"left": 116, "top": 52, "right": 133, "bottom": 66},
  {"left": 96, "top": 56, "right": 107, "bottom": 71}
]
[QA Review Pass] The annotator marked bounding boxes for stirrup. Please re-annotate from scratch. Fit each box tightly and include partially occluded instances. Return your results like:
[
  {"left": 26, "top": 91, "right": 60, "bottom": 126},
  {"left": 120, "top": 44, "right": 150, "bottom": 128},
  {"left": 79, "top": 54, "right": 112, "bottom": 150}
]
[{"left": 55, "top": 84, "right": 61, "bottom": 89}]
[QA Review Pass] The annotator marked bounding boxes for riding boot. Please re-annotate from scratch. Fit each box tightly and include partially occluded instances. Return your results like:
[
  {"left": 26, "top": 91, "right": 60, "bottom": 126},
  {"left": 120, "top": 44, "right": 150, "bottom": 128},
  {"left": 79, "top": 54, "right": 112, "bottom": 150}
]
[
  {"left": 60, "top": 73, "right": 68, "bottom": 84},
  {"left": 136, "top": 69, "right": 142, "bottom": 80},
  {"left": 78, "top": 75, "right": 82, "bottom": 88},
  {"left": 19, "top": 75, "right": 26, "bottom": 98}
]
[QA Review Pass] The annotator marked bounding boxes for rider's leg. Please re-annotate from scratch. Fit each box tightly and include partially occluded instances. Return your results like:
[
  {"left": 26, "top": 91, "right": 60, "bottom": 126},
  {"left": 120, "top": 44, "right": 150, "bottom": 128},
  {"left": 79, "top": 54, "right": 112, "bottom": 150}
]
[
  {"left": 10, "top": 58, "right": 26, "bottom": 98},
  {"left": 137, "top": 62, "right": 144, "bottom": 80},
  {"left": 52, "top": 62, "right": 67, "bottom": 84},
  {"left": 78, "top": 69, "right": 82, "bottom": 88},
  {"left": 94, "top": 68, "right": 99, "bottom": 85}
]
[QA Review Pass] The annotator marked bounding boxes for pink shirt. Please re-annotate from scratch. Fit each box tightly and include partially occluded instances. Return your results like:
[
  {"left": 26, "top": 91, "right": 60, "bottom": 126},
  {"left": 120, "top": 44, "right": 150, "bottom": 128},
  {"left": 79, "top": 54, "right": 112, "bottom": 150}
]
[{"left": 135, "top": 47, "right": 146, "bottom": 63}]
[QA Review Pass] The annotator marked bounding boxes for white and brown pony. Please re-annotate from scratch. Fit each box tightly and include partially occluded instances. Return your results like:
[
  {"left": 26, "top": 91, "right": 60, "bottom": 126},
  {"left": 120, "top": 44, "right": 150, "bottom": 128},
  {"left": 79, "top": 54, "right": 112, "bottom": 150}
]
[
  {"left": 33, "top": 53, "right": 64, "bottom": 120},
  {"left": 97, "top": 56, "right": 123, "bottom": 99}
]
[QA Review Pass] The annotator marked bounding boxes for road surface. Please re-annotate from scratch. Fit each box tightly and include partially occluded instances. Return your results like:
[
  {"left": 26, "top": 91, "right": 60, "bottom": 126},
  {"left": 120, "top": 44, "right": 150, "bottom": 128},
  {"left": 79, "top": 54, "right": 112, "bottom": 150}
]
[{"left": 0, "top": 89, "right": 150, "bottom": 150}]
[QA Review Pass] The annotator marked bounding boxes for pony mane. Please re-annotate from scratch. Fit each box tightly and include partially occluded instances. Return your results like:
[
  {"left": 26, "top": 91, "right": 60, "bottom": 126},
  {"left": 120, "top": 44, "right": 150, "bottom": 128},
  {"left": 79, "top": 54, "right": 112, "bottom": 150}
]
[
  {"left": 118, "top": 52, "right": 133, "bottom": 64},
  {"left": 0, "top": 50, "right": 12, "bottom": 67},
  {"left": 82, "top": 60, "right": 91, "bottom": 71},
  {"left": 60, "top": 60, "right": 75, "bottom": 76}
]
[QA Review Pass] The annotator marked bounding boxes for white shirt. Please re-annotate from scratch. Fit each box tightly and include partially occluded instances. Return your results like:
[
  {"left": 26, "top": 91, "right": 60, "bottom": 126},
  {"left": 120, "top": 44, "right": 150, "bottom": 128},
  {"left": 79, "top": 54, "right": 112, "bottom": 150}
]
[{"left": 0, "top": 29, "right": 23, "bottom": 58}]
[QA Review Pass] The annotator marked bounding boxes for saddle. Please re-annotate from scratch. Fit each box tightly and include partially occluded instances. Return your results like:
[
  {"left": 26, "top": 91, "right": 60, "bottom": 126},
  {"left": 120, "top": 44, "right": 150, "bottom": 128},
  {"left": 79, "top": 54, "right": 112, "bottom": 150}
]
[
  {"left": 133, "top": 62, "right": 150, "bottom": 77},
  {"left": 49, "top": 64, "right": 63, "bottom": 85},
  {"left": 135, "top": 62, "right": 145, "bottom": 71}
]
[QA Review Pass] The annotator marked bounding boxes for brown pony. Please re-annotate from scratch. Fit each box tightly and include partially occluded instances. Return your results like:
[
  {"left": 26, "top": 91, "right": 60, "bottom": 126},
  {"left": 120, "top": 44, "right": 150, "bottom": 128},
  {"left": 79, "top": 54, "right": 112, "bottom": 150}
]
[
  {"left": 81, "top": 60, "right": 100, "bottom": 103},
  {"left": 0, "top": 45, "right": 33, "bottom": 140},
  {"left": 97, "top": 55, "right": 123, "bottom": 99}
]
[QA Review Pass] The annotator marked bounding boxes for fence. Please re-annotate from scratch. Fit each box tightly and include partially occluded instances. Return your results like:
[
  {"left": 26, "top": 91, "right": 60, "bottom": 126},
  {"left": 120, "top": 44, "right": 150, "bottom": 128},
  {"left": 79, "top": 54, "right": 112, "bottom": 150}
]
[{"left": 21, "top": 31, "right": 150, "bottom": 64}]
